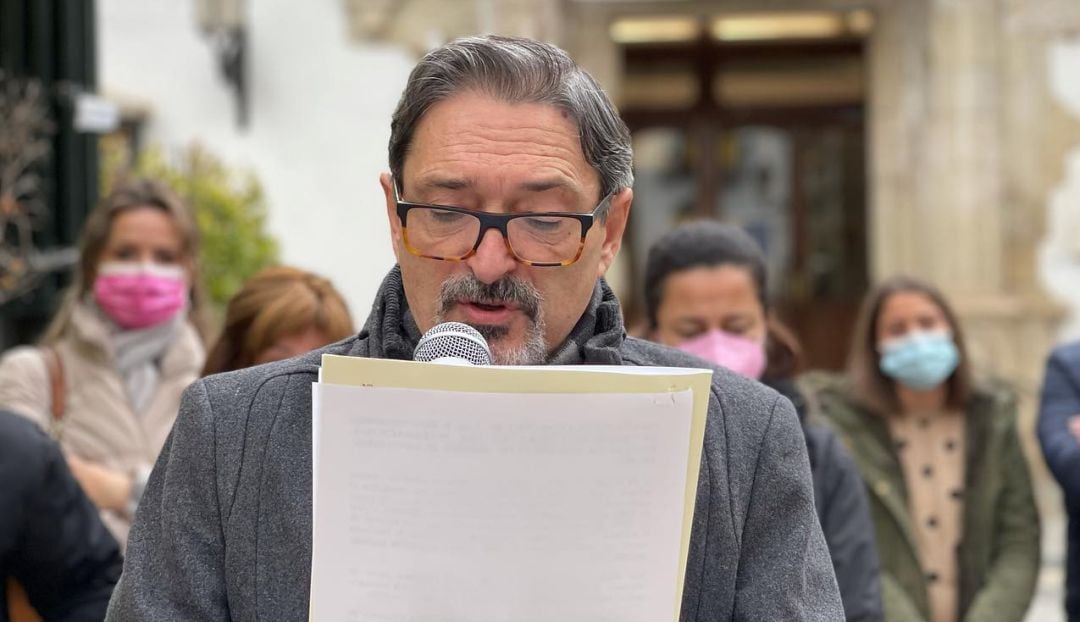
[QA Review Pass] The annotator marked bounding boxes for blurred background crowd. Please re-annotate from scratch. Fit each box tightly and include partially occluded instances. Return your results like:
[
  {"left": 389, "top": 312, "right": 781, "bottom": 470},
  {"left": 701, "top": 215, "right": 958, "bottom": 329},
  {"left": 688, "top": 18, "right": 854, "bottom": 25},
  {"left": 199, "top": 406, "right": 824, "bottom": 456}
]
[{"left": 3, "top": 0, "right": 1080, "bottom": 620}]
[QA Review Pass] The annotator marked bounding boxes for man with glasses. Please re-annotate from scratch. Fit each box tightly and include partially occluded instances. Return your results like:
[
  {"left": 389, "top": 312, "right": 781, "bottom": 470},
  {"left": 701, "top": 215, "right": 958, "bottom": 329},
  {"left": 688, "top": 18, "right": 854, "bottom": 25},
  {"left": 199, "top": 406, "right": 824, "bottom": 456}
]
[{"left": 107, "top": 35, "right": 843, "bottom": 621}]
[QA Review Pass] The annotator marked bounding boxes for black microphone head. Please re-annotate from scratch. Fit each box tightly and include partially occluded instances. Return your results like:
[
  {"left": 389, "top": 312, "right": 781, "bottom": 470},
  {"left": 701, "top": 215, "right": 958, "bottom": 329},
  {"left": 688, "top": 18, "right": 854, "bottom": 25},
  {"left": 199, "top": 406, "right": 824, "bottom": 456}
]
[{"left": 413, "top": 321, "right": 492, "bottom": 366}]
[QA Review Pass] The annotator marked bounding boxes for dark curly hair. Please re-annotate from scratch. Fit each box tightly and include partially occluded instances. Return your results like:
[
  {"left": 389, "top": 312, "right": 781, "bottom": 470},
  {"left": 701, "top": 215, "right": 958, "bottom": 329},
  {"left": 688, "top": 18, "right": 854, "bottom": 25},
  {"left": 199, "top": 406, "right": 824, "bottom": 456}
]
[{"left": 644, "top": 220, "right": 801, "bottom": 378}]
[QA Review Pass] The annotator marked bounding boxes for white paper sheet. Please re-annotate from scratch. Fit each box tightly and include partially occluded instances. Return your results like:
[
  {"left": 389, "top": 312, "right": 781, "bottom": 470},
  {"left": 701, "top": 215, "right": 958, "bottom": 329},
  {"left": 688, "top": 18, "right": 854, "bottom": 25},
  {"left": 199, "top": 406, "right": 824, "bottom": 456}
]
[{"left": 311, "top": 383, "right": 693, "bottom": 622}]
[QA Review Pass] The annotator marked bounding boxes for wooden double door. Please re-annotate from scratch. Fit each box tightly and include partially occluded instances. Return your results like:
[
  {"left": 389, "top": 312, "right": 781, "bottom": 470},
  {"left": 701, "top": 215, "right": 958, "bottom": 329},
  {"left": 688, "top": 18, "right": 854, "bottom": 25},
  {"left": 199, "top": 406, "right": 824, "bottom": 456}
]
[{"left": 620, "top": 35, "right": 869, "bottom": 371}]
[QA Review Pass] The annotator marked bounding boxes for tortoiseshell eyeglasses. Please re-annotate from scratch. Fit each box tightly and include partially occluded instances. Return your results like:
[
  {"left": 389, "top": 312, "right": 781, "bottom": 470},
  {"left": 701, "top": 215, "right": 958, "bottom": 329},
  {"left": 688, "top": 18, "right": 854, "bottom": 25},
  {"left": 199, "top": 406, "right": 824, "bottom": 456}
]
[{"left": 394, "top": 181, "right": 612, "bottom": 268}]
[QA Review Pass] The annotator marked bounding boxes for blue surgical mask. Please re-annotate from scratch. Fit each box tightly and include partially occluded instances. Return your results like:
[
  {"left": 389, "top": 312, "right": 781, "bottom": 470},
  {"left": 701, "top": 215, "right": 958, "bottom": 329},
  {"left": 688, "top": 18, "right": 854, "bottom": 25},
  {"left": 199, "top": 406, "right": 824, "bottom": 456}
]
[{"left": 878, "top": 329, "right": 960, "bottom": 390}]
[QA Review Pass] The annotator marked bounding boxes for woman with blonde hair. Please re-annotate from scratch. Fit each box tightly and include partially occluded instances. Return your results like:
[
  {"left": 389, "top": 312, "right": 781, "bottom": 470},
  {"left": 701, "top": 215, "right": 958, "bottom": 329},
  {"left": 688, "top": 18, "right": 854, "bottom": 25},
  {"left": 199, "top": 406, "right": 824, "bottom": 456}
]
[
  {"left": 202, "top": 266, "right": 353, "bottom": 375},
  {"left": 806, "top": 276, "right": 1040, "bottom": 622},
  {"left": 0, "top": 178, "right": 208, "bottom": 547}
]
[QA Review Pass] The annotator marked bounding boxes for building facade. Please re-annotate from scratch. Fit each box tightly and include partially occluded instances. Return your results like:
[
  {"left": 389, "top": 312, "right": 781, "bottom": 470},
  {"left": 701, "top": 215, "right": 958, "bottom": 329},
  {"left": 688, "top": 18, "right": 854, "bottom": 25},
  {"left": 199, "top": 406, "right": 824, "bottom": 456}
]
[{"left": 101, "top": 0, "right": 1080, "bottom": 520}]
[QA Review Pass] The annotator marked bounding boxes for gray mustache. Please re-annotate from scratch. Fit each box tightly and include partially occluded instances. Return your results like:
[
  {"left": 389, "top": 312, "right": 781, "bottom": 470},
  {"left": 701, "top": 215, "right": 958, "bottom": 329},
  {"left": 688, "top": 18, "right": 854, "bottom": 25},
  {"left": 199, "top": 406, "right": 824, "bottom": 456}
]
[{"left": 438, "top": 275, "right": 542, "bottom": 322}]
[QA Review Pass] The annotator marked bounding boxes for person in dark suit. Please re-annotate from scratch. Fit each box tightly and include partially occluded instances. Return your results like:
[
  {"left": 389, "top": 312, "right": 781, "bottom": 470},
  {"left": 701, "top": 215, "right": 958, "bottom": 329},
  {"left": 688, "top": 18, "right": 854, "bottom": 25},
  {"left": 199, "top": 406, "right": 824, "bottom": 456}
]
[{"left": 1039, "top": 341, "right": 1080, "bottom": 621}]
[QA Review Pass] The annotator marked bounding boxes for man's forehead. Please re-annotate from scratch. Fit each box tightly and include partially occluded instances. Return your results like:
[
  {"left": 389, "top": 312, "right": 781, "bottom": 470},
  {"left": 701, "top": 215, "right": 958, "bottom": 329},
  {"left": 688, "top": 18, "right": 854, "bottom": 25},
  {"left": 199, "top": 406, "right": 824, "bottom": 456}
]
[
  {"left": 402, "top": 93, "right": 599, "bottom": 194},
  {"left": 412, "top": 95, "right": 579, "bottom": 148},
  {"left": 414, "top": 175, "right": 579, "bottom": 193}
]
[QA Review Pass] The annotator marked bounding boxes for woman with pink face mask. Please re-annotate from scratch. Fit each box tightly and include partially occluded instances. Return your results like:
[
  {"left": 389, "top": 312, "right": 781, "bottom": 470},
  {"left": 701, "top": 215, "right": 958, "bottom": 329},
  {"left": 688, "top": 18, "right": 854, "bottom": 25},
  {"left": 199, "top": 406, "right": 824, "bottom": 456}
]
[
  {"left": 643, "top": 220, "right": 884, "bottom": 621},
  {"left": 0, "top": 179, "right": 207, "bottom": 548}
]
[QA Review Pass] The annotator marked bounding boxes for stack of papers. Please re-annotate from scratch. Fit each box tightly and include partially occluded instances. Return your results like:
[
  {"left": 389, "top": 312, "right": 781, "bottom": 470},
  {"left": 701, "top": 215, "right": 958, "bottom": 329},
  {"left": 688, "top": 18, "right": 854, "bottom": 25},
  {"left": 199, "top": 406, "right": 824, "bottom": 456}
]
[{"left": 311, "top": 355, "right": 712, "bottom": 621}]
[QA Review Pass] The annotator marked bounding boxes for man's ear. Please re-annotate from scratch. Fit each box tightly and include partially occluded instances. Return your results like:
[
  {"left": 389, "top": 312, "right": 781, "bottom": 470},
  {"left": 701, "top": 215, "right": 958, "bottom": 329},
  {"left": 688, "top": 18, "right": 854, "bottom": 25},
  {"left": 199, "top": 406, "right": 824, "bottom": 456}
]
[
  {"left": 380, "top": 173, "right": 402, "bottom": 263},
  {"left": 596, "top": 187, "right": 632, "bottom": 278}
]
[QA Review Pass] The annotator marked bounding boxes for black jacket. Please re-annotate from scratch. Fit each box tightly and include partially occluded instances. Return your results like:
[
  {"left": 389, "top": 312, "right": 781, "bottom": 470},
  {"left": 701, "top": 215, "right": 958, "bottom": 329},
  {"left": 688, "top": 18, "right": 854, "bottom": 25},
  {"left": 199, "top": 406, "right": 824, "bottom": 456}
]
[
  {"left": 1039, "top": 341, "right": 1080, "bottom": 621},
  {"left": 768, "top": 378, "right": 885, "bottom": 622},
  {"left": 0, "top": 410, "right": 122, "bottom": 621}
]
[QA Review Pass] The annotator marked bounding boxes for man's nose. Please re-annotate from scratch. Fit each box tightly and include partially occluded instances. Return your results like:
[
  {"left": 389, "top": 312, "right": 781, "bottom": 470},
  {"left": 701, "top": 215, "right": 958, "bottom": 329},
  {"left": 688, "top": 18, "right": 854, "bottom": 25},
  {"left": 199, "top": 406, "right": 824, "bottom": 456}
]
[{"left": 466, "top": 228, "right": 517, "bottom": 284}]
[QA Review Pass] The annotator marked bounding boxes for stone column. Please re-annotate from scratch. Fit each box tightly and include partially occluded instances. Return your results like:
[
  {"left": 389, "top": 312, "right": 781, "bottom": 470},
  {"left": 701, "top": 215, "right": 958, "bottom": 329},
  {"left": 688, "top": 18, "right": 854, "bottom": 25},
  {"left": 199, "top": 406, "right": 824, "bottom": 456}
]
[
  {"left": 870, "top": 0, "right": 1006, "bottom": 293},
  {"left": 867, "top": 0, "right": 931, "bottom": 282}
]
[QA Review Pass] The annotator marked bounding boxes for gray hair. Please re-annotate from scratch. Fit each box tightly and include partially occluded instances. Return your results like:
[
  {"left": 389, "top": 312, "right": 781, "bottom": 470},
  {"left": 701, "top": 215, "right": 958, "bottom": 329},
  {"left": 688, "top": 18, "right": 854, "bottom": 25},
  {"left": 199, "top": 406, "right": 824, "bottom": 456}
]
[{"left": 388, "top": 35, "right": 634, "bottom": 202}]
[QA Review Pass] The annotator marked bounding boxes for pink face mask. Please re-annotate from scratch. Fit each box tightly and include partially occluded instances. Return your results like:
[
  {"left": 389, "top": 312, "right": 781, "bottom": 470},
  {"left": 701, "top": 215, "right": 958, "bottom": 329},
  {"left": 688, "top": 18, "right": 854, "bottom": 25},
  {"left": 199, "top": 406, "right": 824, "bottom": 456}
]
[
  {"left": 676, "top": 329, "right": 767, "bottom": 380},
  {"left": 93, "top": 262, "right": 188, "bottom": 330}
]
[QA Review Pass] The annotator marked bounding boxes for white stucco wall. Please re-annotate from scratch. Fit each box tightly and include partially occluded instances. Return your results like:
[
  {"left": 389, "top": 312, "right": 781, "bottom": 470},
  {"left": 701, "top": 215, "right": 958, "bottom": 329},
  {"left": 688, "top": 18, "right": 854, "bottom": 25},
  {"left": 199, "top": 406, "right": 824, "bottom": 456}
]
[
  {"left": 98, "top": 0, "right": 413, "bottom": 321},
  {"left": 1039, "top": 39, "right": 1080, "bottom": 341}
]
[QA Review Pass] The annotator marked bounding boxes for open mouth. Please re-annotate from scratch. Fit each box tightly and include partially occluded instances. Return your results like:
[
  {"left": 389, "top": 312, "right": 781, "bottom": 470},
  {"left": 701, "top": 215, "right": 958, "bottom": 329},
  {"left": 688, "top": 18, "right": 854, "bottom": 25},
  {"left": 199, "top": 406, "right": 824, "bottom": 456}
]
[
  {"left": 436, "top": 275, "right": 542, "bottom": 328},
  {"left": 457, "top": 300, "right": 521, "bottom": 324},
  {"left": 471, "top": 301, "right": 512, "bottom": 312}
]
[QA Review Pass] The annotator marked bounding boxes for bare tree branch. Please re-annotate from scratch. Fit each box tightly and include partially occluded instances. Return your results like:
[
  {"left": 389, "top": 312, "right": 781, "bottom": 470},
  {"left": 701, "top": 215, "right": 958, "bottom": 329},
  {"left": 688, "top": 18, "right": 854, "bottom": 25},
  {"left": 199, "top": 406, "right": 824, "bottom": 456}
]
[{"left": 0, "top": 71, "right": 63, "bottom": 304}]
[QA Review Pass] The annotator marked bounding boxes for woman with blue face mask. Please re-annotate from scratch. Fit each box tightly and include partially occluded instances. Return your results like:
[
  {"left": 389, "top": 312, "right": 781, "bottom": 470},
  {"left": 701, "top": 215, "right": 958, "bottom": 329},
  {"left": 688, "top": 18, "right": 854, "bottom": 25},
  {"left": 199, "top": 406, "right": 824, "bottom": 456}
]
[
  {"left": 805, "top": 276, "right": 1040, "bottom": 622},
  {"left": 643, "top": 220, "right": 884, "bottom": 622}
]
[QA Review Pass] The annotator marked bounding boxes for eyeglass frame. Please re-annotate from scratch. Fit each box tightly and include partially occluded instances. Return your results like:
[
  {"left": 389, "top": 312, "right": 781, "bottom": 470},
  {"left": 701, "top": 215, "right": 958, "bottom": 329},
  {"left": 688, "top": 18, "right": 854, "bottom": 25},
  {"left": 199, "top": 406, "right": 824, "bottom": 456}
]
[{"left": 392, "top": 178, "right": 614, "bottom": 267}]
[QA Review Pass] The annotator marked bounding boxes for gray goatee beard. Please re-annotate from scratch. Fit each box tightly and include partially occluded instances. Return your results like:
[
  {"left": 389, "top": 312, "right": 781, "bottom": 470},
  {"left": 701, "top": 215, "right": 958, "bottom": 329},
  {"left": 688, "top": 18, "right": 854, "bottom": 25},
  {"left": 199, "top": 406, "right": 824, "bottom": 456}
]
[{"left": 434, "top": 274, "right": 547, "bottom": 366}]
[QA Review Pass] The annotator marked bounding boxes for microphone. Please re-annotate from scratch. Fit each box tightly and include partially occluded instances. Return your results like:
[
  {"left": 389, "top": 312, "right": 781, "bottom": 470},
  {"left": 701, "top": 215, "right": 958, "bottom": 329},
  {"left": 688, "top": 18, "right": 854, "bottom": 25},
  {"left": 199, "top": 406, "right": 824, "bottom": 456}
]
[{"left": 413, "top": 321, "right": 492, "bottom": 366}]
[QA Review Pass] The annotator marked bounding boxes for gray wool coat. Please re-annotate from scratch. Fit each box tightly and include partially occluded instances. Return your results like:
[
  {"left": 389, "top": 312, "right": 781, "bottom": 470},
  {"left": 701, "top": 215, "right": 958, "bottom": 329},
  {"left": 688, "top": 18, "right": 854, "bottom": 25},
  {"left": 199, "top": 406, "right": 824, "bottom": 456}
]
[{"left": 106, "top": 269, "right": 843, "bottom": 621}]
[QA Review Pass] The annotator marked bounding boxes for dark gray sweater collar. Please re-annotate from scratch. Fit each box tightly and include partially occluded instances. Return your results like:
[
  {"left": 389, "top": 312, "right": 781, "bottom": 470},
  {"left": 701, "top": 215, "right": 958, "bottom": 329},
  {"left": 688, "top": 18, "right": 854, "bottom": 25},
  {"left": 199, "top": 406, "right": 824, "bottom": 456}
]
[{"left": 356, "top": 266, "right": 625, "bottom": 365}]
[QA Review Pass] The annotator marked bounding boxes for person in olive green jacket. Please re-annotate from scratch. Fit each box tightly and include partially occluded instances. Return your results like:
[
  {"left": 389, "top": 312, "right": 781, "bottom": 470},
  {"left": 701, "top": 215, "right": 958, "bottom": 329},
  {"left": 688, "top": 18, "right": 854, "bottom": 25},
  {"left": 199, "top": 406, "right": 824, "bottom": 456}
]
[{"left": 803, "top": 276, "right": 1039, "bottom": 622}]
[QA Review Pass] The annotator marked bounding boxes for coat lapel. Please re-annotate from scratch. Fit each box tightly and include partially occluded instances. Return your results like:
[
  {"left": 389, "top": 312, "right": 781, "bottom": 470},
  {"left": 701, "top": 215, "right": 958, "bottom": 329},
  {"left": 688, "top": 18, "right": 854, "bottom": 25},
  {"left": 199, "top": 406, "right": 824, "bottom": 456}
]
[{"left": 846, "top": 409, "right": 921, "bottom": 557}]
